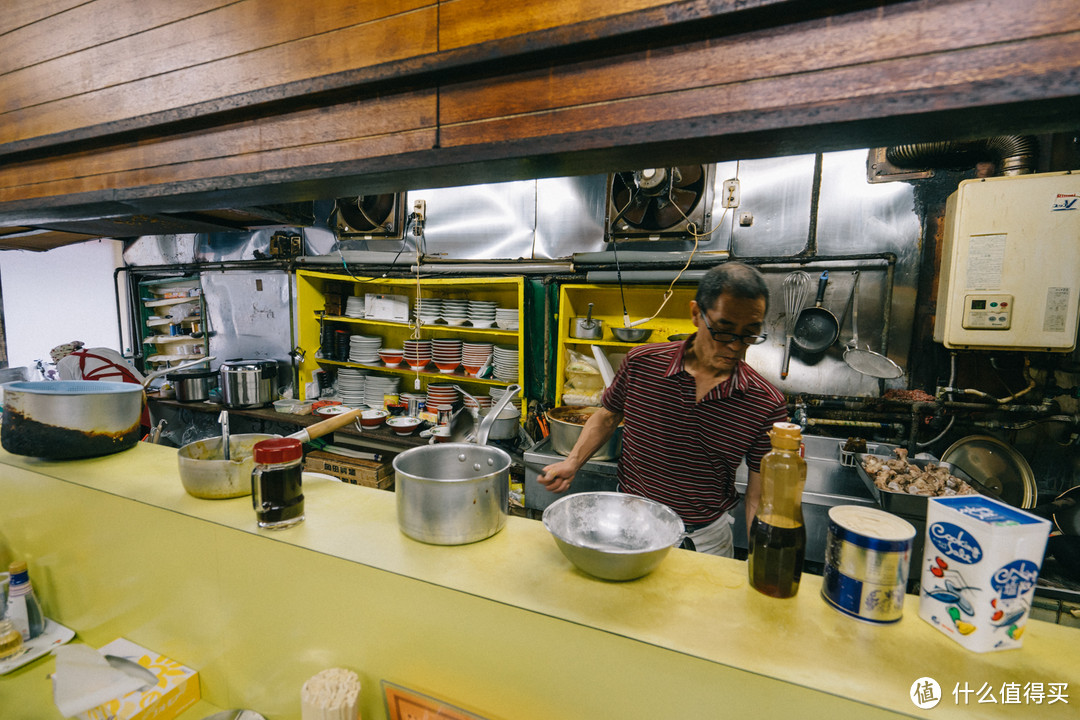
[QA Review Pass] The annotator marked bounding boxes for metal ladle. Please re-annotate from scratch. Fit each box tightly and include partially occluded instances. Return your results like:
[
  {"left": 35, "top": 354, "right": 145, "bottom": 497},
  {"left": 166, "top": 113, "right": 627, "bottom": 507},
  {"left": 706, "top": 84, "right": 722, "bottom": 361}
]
[
  {"left": 842, "top": 270, "right": 903, "bottom": 379},
  {"left": 218, "top": 410, "right": 231, "bottom": 460}
]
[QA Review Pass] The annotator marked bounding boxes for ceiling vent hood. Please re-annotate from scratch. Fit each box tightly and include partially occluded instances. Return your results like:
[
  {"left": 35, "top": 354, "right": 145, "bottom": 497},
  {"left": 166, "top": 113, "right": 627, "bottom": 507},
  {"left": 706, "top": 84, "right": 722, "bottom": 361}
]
[{"left": 0, "top": 203, "right": 315, "bottom": 251}]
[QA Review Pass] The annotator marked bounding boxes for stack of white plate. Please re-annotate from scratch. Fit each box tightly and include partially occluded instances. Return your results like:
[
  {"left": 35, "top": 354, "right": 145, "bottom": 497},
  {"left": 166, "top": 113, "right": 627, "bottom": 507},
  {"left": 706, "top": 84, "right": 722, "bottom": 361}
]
[
  {"left": 467, "top": 300, "right": 498, "bottom": 328},
  {"left": 425, "top": 383, "right": 459, "bottom": 410},
  {"left": 441, "top": 299, "right": 469, "bottom": 326},
  {"left": 402, "top": 339, "right": 432, "bottom": 370},
  {"left": 337, "top": 367, "right": 369, "bottom": 407},
  {"left": 492, "top": 345, "right": 519, "bottom": 381},
  {"left": 495, "top": 308, "right": 519, "bottom": 330},
  {"left": 415, "top": 297, "right": 442, "bottom": 325},
  {"left": 364, "top": 375, "right": 401, "bottom": 409},
  {"left": 431, "top": 338, "right": 462, "bottom": 374},
  {"left": 489, "top": 385, "right": 523, "bottom": 410},
  {"left": 349, "top": 334, "right": 382, "bottom": 363},
  {"left": 345, "top": 296, "right": 365, "bottom": 318},
  {"left": 461, "top": 341, "right": 493, "bottom": 376}
]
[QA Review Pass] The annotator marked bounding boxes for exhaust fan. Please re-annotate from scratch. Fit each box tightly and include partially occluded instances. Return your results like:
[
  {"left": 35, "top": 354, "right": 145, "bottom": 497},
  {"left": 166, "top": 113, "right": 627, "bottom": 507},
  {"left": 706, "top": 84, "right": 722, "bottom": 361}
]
[
  {"left": 333, "top": 194, "right": 405, "bottom": 239},
  {"left": 606, "top": 165, "right": 714, "bottom": 240}
]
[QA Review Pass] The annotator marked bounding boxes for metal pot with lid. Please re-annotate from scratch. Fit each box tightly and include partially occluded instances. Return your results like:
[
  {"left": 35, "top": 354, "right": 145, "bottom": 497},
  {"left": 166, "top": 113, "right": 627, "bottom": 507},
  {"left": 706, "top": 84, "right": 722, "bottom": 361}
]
[
  {"left": 167, "top": 367, "right": 216, "bottom": 402},
  {"left": 219, "top": 359, "right": 278, "bottom": 409}
]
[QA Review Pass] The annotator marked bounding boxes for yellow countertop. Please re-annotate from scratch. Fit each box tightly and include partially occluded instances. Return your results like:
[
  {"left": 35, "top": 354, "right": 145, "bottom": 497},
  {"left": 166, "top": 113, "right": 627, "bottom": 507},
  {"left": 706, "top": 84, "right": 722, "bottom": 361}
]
[{"left": 0, "top": 442, "right": 1077, "bottom": 719}]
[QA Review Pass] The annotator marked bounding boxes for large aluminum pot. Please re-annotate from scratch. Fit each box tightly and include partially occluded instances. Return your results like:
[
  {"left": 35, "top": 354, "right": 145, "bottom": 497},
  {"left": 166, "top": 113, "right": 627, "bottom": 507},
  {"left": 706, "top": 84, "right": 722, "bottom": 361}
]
[
  {"left": 547, "top": 405, "right": 623, "bottom": 461},
  {"left": 177, "top": 433, "right": 277, "bottom": 499},
  {"left": 394, "top": 442, "right": 511, "bottom": 545},
  {"left": 1, "top": 381, "right": 144, "bottom": 459},
  {"left": 219, "top": 359, "right": 278, "bottom": 409}
]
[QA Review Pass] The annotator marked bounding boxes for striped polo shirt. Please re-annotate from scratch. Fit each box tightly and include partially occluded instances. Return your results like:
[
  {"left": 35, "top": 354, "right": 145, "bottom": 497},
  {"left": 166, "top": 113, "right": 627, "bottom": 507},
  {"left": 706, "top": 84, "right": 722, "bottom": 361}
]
[{"left": 601, "top": 336, "right": 788, "bottom": 525}]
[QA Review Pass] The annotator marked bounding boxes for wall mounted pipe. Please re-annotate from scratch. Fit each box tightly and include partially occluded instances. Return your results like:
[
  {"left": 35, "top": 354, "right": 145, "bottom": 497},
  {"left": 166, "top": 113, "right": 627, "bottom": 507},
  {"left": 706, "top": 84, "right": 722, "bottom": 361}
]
[{"left": 409, "top": 262, "right": 573, "bottom": 274}]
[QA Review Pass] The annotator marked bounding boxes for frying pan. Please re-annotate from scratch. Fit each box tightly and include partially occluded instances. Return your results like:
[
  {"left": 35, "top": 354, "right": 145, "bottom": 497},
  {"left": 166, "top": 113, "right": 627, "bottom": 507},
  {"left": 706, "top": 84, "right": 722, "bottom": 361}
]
[
  {"left": 842, "top": 270, "right": 904, "bottom": 379},
  {"left": 792, "top": 271, "right": 839, "bottom": 353},
  {"left": 1050, "top": 485, "right": 1080, "bottom": 536}
]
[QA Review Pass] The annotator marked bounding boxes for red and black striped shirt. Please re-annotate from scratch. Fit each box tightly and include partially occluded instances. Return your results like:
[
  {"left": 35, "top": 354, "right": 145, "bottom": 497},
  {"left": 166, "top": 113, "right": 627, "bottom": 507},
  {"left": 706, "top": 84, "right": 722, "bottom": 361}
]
[{"left": 601, "top": 336, "right": 788, "bottom": 525}]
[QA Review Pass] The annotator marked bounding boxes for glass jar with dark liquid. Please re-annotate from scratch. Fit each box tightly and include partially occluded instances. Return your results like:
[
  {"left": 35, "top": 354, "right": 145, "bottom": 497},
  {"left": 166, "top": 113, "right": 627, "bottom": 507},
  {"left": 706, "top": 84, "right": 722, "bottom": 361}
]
[
  {"left": 748, "top": 422, "right": 807, "bottom": 598},
  {"left": 252, "top": 437, "right": 305, "bottom": 529}
]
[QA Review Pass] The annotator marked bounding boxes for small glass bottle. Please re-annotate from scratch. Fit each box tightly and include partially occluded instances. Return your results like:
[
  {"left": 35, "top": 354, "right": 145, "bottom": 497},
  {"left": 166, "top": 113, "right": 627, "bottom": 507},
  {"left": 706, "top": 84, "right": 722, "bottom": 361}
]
[
  {"left": 748, "top": 422, "right": 808, "bottom": 598},
  {"left": 251, "top": 438, "right": 305, "bottom": 529},
  {"left": 0, "top": 618, "right": 24, "bottom": 660},
  {"left": 6, "top": 560, "right": 45, "bottom": 641}
]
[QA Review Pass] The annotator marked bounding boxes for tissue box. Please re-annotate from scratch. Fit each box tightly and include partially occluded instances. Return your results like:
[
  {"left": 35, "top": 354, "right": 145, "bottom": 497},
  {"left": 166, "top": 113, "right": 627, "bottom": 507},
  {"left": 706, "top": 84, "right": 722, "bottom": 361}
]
[
  {"left": 78, "top": 639, "right": 199, "bottom": 720},
  {"left": 919, "top": 495, "right": 1050, "bottom": 653}
]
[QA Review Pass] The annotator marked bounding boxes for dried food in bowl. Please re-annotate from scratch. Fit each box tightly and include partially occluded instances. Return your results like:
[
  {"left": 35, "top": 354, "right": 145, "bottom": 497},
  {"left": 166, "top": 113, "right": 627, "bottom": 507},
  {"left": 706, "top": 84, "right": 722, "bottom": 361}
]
[{"left": 542, "top": 491, "right": 684, "bottom": 581}]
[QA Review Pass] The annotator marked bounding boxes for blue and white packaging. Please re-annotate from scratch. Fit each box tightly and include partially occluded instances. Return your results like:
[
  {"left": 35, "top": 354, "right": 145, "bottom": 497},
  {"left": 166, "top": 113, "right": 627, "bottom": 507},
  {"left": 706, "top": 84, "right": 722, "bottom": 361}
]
[{"left": 919, "top": 495, "right": 1050, "bottom": 653}]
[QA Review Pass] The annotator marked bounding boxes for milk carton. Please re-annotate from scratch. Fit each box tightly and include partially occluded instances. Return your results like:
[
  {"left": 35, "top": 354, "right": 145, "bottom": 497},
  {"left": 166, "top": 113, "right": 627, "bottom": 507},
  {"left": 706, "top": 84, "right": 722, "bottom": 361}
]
[{"left": 919, "top": 495, "right": 1050, "bottom": 653}]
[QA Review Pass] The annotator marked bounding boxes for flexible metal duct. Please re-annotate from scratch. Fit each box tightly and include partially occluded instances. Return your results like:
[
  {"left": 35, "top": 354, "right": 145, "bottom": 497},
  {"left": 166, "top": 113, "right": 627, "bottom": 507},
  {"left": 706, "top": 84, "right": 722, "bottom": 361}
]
[{"left": 885, "top": 136, "right": 1038, "bottom": 175}]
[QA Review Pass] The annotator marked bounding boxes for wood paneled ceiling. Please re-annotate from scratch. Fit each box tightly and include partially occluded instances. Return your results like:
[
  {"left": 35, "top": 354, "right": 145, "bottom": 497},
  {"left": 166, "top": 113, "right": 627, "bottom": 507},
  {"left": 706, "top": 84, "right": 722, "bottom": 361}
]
[{"left": 0, "top": 0, "right": 1077, "bottom": 249}]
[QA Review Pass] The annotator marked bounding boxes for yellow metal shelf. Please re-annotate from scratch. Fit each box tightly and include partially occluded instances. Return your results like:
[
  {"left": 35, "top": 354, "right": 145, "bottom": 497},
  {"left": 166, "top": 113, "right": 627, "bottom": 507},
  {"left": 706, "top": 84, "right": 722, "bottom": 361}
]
[{"left": 316, "top": 358, "right": 517, "bottom": 387}]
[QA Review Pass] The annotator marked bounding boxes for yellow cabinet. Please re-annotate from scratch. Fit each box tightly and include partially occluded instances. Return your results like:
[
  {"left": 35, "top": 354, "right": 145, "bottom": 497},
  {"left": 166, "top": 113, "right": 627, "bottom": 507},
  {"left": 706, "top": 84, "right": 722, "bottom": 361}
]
[
  {"left": 555, "top": 283, "right": 697, "bottom": 405},
  {"left": 296, "top": 270, "right": 526, "bottom": 410}
]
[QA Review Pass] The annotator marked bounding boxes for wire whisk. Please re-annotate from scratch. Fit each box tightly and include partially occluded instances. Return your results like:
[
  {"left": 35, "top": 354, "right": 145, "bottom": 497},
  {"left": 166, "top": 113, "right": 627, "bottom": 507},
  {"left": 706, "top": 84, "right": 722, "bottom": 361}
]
[{"left": 781, "top": 271, "right": 811, "bottom": 379}]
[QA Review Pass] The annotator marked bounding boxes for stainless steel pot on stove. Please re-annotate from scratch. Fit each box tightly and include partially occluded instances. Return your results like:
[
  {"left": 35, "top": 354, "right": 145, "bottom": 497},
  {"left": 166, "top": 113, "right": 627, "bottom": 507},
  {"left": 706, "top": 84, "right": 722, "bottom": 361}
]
[{"left": 219, "top": 359, "right": 278, "bottom": 409}]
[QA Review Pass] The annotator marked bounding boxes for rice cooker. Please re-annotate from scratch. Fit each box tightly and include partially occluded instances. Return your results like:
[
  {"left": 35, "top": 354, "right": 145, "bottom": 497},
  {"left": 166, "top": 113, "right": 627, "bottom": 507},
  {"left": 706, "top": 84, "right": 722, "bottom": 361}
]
[{"left": 219, "top": 359, "right": 278, "bottom": 409}]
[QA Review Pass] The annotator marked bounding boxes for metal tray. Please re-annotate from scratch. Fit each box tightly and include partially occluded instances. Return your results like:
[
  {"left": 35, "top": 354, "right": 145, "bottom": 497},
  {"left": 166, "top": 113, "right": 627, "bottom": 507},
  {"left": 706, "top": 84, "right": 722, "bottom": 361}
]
[{"left": 854, "top": 452, "right": 978, "bottom": 519}]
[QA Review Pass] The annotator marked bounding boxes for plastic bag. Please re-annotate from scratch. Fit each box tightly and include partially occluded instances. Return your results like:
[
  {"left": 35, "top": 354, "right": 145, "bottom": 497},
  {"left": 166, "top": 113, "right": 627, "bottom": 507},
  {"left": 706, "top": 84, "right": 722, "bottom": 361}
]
[{"left": 563, "top": 348, "right": 604, "bottom": 405}]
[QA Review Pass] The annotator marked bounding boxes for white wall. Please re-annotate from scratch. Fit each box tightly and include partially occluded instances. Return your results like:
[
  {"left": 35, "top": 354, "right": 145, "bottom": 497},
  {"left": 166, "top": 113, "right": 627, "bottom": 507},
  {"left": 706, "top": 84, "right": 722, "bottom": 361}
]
[{"left": 0, "top": 239, "right": 127, "bottom": 371}]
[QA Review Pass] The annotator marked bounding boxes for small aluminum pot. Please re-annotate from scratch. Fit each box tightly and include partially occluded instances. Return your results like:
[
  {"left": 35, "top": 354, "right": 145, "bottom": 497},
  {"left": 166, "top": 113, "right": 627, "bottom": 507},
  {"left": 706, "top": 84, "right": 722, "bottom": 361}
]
[
  {"left": 219, "top": 359, "right": 278, "bottom": 409},
  {"left": 478, "top": 403, "right": 521, "bottom": 441},
  {"left": 394, "top": 442, "right": 511, "bottom": 545},
  {"left": 167, "top": 368, "right": 216, "bottom": 402}
]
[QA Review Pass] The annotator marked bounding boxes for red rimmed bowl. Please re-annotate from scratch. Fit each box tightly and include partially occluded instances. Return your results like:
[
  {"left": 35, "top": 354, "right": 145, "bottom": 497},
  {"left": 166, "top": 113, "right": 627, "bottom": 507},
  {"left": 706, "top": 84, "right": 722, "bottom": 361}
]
[
  {"left": 387, "top": 416, "right": 423, "bottom": 436},
  {"left": 359, "top": 409, "right": 389, "bottom": 428},
  {"left": 378, "top": 350, "right": 404, "bottom": 367},
  {"left": 434, "top": 361, "right": 460, "bottom": 373}
]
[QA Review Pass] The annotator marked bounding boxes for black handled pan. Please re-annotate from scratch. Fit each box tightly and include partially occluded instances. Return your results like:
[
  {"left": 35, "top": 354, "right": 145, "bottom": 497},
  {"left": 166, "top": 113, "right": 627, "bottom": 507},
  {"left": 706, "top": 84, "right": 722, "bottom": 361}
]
[{"left": 792, "top": 271, "right": 840, "bottom": 353}]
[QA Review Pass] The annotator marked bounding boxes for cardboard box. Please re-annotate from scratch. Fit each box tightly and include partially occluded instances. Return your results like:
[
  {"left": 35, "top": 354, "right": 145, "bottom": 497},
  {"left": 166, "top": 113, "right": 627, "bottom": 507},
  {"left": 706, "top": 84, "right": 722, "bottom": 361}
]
[
  {"left": 78, "top": 639, "right": 199, "bottom": 720},
  {"left": 305, "top": 450, "right": 394, "bottom": 489},
  {"left": 919, "top": 495, "right": 1050, "bottom": 653}
]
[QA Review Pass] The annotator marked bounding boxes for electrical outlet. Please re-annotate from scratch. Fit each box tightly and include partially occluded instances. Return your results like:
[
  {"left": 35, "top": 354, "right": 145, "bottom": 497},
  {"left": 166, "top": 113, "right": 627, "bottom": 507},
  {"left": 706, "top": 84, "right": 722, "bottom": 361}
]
[
  {"left": 721, "top": 179, "right": 740, "bottom": 208},
  {"left": 412, "top": 199, "right": 426, "bottom": 223}
]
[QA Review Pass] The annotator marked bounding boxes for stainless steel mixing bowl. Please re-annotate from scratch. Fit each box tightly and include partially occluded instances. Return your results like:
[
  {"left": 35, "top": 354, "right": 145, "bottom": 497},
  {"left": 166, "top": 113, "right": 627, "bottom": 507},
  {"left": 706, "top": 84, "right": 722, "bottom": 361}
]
[{"left": 542, "top": 491, "right": 685, "bottom": 581}]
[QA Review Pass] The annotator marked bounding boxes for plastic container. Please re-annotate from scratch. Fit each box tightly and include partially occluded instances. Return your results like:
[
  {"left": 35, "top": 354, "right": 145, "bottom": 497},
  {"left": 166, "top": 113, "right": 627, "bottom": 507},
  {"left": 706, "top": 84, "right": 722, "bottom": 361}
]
[
  {"left": 251, "top": 438, "right": 305, "bottom": 529},
  {"left": 748, "top": 422, "right": 807, "bottom": 598},
  {"left": 0, "top": 618, "right": 23, "bottom": 660}
]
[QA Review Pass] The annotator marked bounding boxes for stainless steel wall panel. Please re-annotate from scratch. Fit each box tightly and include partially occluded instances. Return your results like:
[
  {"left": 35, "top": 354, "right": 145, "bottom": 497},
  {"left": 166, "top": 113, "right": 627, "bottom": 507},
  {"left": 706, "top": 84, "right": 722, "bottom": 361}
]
[
  {"left": 410, "top": 181, "right": 537, "bottom": 260},
  {"left": 534, "top": 175, "right": 607, "bottom": 259},
  {"left": 725, "top": 155, "right": 816, "bottom": 258}
]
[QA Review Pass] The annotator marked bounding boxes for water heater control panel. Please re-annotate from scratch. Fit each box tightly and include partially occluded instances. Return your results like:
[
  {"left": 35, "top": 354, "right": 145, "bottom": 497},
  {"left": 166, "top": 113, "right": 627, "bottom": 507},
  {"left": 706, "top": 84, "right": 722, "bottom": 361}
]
[
  {"left": 961, "top": 294, "right": 1013, "bottom": 330},
  {"left": 934, "top": 171, "right": 1080, "bottom": 351}
]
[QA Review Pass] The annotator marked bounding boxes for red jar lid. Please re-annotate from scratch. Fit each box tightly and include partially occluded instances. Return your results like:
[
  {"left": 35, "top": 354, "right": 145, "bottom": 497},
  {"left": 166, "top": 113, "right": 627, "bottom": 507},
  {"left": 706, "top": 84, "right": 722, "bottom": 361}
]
[{"left": 253, "top": 437, "right": 303, "bottom": 464}]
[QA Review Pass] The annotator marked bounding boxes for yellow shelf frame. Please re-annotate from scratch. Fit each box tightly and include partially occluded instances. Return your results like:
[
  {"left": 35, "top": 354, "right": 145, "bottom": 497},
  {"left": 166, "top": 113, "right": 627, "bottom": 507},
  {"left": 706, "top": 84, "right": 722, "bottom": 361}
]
[
  {"left": 297, "top": 270, "right": 526, "bottom": 405},
  {"left": 555, "top": 283, "right": 697, "bottom": 405}
]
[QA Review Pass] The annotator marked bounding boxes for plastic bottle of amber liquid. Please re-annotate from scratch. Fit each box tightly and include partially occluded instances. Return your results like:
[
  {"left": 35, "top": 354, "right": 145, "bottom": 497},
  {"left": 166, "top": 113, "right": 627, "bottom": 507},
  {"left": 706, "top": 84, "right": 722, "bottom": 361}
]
[{"left": 748, "top": 422, "right": 807, "bottom": 598}]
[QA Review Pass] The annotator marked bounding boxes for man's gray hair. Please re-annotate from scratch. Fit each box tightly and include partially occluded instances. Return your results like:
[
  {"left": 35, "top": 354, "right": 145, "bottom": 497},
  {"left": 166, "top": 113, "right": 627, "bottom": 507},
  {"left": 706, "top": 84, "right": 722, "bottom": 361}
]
[{"left": 695, "top": 262, "right": 769, "bottom": 313}]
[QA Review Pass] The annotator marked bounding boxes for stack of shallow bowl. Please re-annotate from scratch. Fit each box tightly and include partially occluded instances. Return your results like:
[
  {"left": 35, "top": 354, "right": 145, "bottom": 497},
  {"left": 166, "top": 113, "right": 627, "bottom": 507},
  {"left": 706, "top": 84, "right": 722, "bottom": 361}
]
[
  {"left": 337, "top": 368, "right": 369, "bottom": 407},
  {"left": 462, "top": 342, "right": 493, "bottom": 376},
  {"left": 492, "top": 345, "right": 519, "bottom": 381},
  {"left": 426, "top": 383, "right": 459, "bottom": 411},
  {"left": 402, "top": 339, "right": 432, "bottom": 370},
  {"left": 467, "top": 300, "right": 498, "bottom": 328},
  {"left": 378, "top": 348, "right": 403, "bottom": 367},
  {"left": 364, "top": 375, "right": 401, "bottom": 409},
  {"left": 489, "top": 385, "right": 523, "bottom": 411},
  {"left": 441, "top": 299, "right": 469, "bottom": 326},
  {"left": 345, "top": 296, "right": 365, "bottom": 318},
  {"left": 349, "top": 334, "right": 382, "bottom": 363},
  {"left": 463, "top": 394, "right": 492, "bottom": 413},
  {"left": 416, "top": 297, "right": 442, "bottom": 325},
  {"left": 431, "top": 338, "right": 462, "bottom": 373},
  {"left": 495, "top": 308, "right": 518, "bottom": 330}
]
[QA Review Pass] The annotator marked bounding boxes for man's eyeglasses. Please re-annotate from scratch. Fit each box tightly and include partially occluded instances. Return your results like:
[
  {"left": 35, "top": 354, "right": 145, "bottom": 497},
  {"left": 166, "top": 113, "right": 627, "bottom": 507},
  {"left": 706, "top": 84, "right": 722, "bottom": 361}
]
[{"left": 701, "top": 313, "right": 768, "bottom": 346}]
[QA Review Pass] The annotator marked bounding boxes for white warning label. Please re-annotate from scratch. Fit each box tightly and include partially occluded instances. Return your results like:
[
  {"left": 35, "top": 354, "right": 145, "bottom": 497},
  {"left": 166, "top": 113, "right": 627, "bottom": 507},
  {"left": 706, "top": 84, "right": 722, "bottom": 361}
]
[
  {"left": 965, "top": 234, "right": 1006, "bottom": 290},
  {"left": 1044, "top": 287, "right": 1070, "bottom": 333}
]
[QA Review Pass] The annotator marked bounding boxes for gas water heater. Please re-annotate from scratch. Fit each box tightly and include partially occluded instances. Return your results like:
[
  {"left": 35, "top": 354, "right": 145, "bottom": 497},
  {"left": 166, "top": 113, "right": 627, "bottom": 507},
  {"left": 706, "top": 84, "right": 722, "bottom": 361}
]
[{"left": 934, "top": 171, "right": 1080, "bottom": 351}]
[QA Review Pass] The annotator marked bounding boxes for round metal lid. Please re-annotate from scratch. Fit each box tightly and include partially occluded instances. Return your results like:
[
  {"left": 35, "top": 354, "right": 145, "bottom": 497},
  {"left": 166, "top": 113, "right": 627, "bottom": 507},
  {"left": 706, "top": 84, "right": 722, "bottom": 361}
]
[{"left": 941, "top": 435, "right": 1036, "bottom": 509}]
